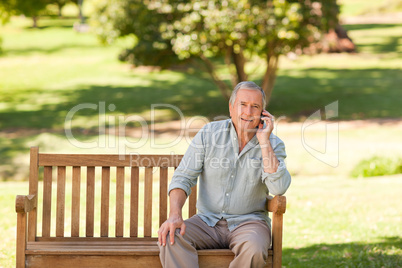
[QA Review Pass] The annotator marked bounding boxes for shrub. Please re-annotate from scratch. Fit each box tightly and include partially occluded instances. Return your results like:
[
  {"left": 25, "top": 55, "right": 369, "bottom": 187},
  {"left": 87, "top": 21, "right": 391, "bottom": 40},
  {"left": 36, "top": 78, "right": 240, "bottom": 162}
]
[{"left": 351, "top": 156, "right": 402, "bottom": 178}]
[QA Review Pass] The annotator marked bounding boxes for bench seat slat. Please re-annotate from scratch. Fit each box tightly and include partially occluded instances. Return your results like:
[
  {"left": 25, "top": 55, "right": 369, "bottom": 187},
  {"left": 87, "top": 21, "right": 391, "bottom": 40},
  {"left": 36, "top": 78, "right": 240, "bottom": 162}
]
[{"left": 26, "top": 241, "right": 272, "bottom": 256}]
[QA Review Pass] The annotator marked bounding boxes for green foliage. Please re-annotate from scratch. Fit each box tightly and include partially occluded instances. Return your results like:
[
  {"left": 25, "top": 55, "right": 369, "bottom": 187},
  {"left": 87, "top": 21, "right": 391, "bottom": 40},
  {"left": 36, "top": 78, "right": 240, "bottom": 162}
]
[
  {"left": 93, "top": 0, "right": 339, "bottom": 60},
  {"left": 92, "top": 0, "right": 340, "bottom": 99},
  {"left": 351, "top": 156, "right": 402, "bottom": 178},
  {"left": 0, "top": 1, "right": 11, "bottom": 23},
  {"left": 159, "top": 0, "right": 338, "bottom": 60},
  {"left": 4, "top": 0, "right": 51, "bottom": 18},
  {"left": 92, "top": 0, "right": 183, "bottom": 68}
]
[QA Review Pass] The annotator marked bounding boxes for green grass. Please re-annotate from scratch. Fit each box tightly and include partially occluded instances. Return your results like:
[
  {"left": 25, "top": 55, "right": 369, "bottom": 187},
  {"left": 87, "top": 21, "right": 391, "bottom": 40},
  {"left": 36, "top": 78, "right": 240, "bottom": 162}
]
[
  {"left": 339, "top": 0, "right": 402, "bottom": 17},
  {"left": 282, "top": 175, "right": 402, "bottom": 267},
  {"left": 1, "top": 175, "right": 401, "bottom": 267},
  {"left": 0, "top": 17, "right": 401, "bottom": 180},
  {"left": 351, "top": 156, "right": 402, "bottom": 178},
  {"left": 0, "top": 12, "right": 402, "bottom": 268},
  {"left": 0, "top": 18, "right": 401, "bottom": 129}
]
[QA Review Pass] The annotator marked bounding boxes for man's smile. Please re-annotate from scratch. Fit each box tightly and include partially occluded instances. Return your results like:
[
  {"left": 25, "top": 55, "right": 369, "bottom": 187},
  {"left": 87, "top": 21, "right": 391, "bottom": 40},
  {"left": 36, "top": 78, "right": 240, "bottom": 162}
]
[{"left": 241, "top": 118, "right": 254, "bottom": 122}]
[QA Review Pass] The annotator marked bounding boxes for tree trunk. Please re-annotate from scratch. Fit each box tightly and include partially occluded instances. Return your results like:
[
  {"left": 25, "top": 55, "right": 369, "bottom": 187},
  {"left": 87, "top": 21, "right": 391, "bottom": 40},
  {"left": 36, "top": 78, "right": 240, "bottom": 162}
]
[
  {"left": 78, "top": 0, "right": 85, "bottom": 24},
  {"left": 225, "top": 47, "right": 238, "bottom": 90},
  {"left": 200, "top": 54, "right": 232, "bottom": 100},
  {"left": 232, "top": 48, "right": 248, "bottom": 83},
  {"left": 261, "top": 53, "right": 279, "bottom": 105},
  {"left": 58, "top": 4, "right": 63, "bottom": 17},
  {"left": 224, "top": 46, "right": 248, "bottom": 89},
  {"left": 32, "top": 16, "right": 38, "bottom": 28}
]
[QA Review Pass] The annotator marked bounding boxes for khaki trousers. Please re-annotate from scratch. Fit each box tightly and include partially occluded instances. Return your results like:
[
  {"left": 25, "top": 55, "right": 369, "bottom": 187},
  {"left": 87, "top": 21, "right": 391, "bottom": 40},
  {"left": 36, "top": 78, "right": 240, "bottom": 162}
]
[{"left": 159, "top": 215, "right": 271, "bottom": 268}]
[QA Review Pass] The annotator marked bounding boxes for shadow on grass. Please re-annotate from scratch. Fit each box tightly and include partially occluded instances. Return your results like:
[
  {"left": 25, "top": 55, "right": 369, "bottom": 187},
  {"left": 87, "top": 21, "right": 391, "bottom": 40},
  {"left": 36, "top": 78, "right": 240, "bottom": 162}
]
[
  {"left": 262, "top": 68, "right": 401, "bottom": 120},
  {"left": 1, "top": 67, "right": 401, "bottom": 131},
  {"left": 283, "top": 236, "right": 402, "bottom": 268},
  {"left": 0, "top": 73, "right": 228, "bottom": 130},
  {"left": 343, "top": 24, "right": 401, "bottom": 55},
  {"left": 356, "top": 35, "right": 401, "bottom": 54},
  {"left": 25, "top": 17, "right": 81, "bottom": 30},
  {"left": 343, "top": 24, "right": 401, "bottom": 31},
  {"left": 3, "top": 43, "right": 102, "bottom": 56}
]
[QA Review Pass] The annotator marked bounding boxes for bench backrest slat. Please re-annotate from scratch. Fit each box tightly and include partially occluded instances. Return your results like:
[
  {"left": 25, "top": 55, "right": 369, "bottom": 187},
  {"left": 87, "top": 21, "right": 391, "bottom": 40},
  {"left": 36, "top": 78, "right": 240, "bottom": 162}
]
[
  {"left": 130, "top": 167, "right": 140, "bottom": 237},
  {"left": 159, "top": 167, "right": 168, "bottom": 227},
  {"left": 101, "top": 167, "right": 111, "bottom": 237},
  {"left": 28, "top": 147, "right": 39, "bottom": 242},
  {"left": 38, "top": 154, "right": 182, "bottom": 167},
  {"left": 116, "top": 167, "right": 125, "bottom": 237},
  {"left": 144, "top": 167, "right": 153, "bottom": 237},
  {"left": 86, "top": 167, "right": 95, "bottom": 237},
  {"left": 30, "top": 148, "right": 187, "bottom": 240},
  {"left": 56, "top": 166, "right": 66, "bottom": 237},
  {"left": 42, "top": 166, "right": 52, "bottom": 238},
  {"left": 71, "top": 166, "right": 81, "bottom": 237}
]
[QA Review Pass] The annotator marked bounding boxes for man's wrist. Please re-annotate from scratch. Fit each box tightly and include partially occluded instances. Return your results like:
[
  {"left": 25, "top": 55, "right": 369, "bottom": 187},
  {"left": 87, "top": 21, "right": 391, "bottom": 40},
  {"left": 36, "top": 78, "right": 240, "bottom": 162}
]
[
  {"left": 259, "top": 140, "right": 271, "bottom": 148},
  {"left": 169, "top": 210, "right": 182, "bottom": 218}
]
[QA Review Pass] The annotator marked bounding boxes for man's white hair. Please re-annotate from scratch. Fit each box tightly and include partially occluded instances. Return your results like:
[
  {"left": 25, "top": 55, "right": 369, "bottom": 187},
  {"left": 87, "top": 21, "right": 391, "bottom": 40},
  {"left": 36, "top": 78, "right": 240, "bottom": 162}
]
[{"left": 229, "top": 81, "right": 266, "bottom": 108}]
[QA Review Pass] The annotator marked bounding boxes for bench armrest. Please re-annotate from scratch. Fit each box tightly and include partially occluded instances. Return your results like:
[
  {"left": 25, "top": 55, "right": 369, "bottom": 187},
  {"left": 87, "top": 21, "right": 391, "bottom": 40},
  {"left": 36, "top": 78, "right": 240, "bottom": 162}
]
[
  {"left": 15, "top": 195, "right": 37, "bottom": 213},
  {"left": 267, "top": 195, "right": 286, "bottom": 214}
]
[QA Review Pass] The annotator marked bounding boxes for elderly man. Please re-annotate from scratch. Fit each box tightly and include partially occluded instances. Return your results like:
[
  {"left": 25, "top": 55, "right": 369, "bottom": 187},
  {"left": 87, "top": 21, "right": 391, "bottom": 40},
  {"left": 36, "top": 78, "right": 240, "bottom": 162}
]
[{"left": 158, "top": 81, "right": 291, "bottom": 267}]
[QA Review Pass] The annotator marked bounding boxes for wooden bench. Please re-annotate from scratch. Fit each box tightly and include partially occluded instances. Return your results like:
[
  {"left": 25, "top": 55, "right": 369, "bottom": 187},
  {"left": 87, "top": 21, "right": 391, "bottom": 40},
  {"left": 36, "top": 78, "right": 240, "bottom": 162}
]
[{"left": 16, "top": 147, "right": 286, "bottom": 268}]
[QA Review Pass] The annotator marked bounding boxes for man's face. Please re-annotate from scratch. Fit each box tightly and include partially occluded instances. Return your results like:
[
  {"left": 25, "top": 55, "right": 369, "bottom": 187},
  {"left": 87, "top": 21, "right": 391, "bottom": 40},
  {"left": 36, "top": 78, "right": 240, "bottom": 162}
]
[{"left": 229, "top": 88, "right": 264, "bottom": 132}]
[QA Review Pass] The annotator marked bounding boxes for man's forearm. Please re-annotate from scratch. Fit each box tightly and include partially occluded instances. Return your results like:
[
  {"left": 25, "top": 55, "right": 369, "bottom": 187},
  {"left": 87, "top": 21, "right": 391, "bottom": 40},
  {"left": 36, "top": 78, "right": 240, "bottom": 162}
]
[
  {"left": 169, "top": 188, "right": 187, "bottom": 217},
  {"left": 261, "top": 141, "right": 279, "bottom": 173}
]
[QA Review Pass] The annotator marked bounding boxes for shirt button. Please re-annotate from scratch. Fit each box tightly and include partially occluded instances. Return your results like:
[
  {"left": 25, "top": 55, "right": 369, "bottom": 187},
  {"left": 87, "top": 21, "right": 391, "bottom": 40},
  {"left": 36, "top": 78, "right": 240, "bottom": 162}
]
[
  {"left": 222, "top": 210, "right": 225, "bottom": 213},
  {"left": 231, "top": 175, "right": 234, "bottom": 178},
  {"left": 226, "top": 193, "right": 229, "bottom": 196}
]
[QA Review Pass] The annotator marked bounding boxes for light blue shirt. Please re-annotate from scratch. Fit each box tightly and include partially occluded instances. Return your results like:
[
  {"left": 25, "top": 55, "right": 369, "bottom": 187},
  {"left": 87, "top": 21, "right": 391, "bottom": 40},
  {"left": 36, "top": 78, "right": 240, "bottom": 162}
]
[{"left": 169, "top": 119, "right": 291, "bottom": 231}]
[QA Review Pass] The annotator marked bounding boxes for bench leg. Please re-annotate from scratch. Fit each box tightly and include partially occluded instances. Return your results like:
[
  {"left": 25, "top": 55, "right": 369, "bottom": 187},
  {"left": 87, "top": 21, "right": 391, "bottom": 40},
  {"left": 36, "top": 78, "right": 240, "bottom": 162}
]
[
  {"left": 16, "top": 212, "right": 27, "bottom": 268},
  {"left": 272, "top": 212, "right": 283, "bottom": 268}
]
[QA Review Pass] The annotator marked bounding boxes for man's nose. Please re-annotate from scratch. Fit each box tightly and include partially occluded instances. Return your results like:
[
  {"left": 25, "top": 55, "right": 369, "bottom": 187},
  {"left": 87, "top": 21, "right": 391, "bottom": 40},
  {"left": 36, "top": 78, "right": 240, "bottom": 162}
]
[{"left": 243, "top": 106, "right": 253, "bottom": 117}]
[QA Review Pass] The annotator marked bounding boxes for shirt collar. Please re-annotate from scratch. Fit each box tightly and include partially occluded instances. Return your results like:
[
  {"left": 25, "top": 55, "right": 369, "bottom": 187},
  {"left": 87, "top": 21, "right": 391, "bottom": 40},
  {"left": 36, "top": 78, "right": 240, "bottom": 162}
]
[{"left": 229, "top": 119, "right": 259, "bottom": 145}]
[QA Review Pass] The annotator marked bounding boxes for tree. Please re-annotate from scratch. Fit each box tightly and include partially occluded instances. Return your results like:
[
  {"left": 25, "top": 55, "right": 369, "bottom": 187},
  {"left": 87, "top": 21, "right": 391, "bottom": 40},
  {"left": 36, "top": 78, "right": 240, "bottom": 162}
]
[
  {"left": 52, "top": 0, "right": 69, "bottom": 17},
  {"left": 0, "top": 0, "right": 51, "bottom": 28},
  {"left": 94, "top": 0, "right": 339, "bottom": 103},
  {"left": 0, "top": 0, "right": 12, "bottom": 53},
  {"left": 0, "top": 0, "right": 13, "bottom": 23}
]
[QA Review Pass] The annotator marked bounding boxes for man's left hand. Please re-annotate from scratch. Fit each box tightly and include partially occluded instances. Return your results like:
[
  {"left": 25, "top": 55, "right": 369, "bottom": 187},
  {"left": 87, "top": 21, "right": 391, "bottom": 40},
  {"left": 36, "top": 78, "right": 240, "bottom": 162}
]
[{"left": 256, "top": 110, "right": 274, "bottom": 144}]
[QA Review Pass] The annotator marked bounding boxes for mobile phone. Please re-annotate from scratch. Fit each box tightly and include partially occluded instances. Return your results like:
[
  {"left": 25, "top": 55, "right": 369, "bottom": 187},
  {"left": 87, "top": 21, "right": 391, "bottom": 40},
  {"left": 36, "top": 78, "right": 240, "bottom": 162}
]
[{"left": 260, "top": 113, "right": 267, "bottom": 124}]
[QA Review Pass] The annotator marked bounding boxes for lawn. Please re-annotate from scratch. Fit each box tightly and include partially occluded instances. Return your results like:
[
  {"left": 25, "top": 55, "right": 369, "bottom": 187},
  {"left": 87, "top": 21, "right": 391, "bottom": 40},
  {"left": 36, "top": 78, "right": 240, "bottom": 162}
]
[
  {"left": 1, "top": 174, "right": 401, "bottom": 267},
  {"left": 1, "top": 16, "right": 401, "bottom": 182}
]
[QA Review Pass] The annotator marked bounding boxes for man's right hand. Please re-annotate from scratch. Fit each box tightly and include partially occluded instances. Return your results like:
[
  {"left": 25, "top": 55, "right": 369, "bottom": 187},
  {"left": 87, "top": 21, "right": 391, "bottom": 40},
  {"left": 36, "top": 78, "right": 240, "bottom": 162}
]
[{"left": 157, "top": 214, "right": 186, "bottom": 246}]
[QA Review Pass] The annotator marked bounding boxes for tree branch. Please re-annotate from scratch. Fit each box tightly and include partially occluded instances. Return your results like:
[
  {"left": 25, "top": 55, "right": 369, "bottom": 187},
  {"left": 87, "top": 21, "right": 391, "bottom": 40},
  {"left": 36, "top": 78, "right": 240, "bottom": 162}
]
[
  {"left": 200, "top": 53, "right": 232, "bottom": 100},
  {"left": 261, "top": 52, "right": 279, "bottom": 105}
]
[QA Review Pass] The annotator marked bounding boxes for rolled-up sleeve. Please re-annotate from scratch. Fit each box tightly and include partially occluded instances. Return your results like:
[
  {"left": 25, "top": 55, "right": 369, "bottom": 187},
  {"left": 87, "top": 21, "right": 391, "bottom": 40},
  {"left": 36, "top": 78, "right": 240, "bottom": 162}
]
[
  {"left": 261, "top": 135, "right": 291, "bottom": 195},
  {"left": 168, "top": 125, "right": 206, "bottom": 197}
]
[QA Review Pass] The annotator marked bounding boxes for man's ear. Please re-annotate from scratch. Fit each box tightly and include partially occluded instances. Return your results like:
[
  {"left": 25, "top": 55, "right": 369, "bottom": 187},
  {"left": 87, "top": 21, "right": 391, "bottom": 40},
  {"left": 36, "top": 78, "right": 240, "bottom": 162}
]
[{"left": 229, "top": 103, "right": 233, "bottom": 117}]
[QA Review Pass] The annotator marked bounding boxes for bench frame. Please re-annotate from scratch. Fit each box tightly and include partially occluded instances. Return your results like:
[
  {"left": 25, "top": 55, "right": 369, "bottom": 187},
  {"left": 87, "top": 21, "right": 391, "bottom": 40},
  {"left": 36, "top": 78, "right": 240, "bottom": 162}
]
[{"left": 16, "top": 147, "right": 286, "bottom": 268}]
